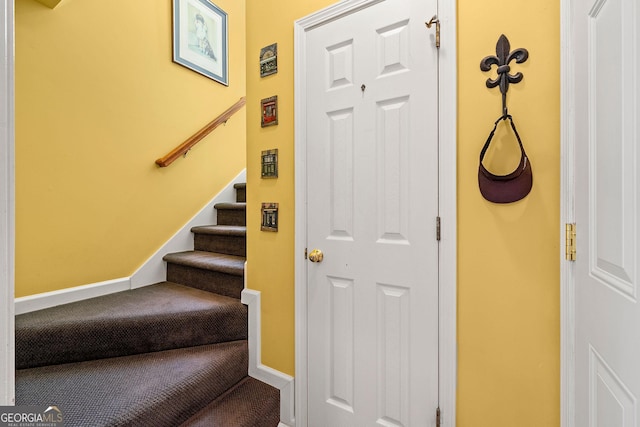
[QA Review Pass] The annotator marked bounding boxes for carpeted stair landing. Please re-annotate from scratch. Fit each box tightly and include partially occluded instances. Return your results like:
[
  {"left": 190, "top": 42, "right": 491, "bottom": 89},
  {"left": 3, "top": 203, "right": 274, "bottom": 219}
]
[{"left": 15, "top": 182, "right": 280, "bottom": 427}]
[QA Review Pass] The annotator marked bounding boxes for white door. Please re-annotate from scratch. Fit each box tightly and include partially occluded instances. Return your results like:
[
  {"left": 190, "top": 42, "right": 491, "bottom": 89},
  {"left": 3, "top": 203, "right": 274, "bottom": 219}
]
[
  {"left": 573, "top": 0, "right": 640, "bottom": 424},
  {"left": 305, "top": 0, "right": 439, "bottom": 425}
]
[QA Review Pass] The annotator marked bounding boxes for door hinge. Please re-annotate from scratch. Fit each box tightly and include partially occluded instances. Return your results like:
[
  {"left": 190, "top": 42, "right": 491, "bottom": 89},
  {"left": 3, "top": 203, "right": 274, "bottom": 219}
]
[
  {"left": 436, "top": 216, "right": 441, "bottom": 241},
  {"left": 436, "top": 407, "right": 442, "bottom": 427},
  {"left": 425, "top": 16, "right": 441, "bottom": 49},
  {"left": 565, "top": 223, "right": 576, "bottom": 261},
  {"left": 304, "top": 248, "right": 308, "bottom": 260}
]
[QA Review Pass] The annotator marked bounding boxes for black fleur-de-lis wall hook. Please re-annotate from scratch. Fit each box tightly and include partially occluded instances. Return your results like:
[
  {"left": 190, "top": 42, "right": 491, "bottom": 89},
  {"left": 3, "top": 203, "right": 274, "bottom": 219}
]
[{"left": 480, "top": 34, "right": 529, "bottom": 118}]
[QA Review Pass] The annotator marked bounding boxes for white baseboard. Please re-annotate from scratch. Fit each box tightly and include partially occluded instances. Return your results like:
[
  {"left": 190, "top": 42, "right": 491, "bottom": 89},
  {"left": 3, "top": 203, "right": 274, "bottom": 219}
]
[
  {"left": 131, "top": 169, "right": 246, "bottom": 289},
  {"left": 15, "top": 170, "right": 247, "bottom": 313},
  {"left": 15, "top": 277, "right": 131, "bottom": 315},
  {"left": 241, "top": 286, "right": 296, "bottom": 427}
]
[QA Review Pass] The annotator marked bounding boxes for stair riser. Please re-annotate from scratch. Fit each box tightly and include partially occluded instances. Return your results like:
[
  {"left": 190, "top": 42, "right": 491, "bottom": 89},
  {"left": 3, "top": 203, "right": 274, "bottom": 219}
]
[
  {"left": 194, "top": 234, "right": 246, "bottom": 257},
  {"left": 235, "top": 188, "right": 246, "bottom": 203},
  {"left": 16, "top": 311, "right": 247, "bottom": 370},
  {"left": 216, "top": 209, "right": 246, "bottom": 226},
  {"left": 181, "top": 377, "right": 280, "bottom": 427},
  {"left": 167, "top": 264, "right": 244, "bottom": 299}
]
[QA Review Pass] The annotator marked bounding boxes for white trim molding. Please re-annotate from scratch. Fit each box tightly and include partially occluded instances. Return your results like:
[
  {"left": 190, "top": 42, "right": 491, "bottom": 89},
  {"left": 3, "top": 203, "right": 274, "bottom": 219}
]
[
  {"left": 241, "top": 287, "right": 295, "bottom": 427},
  {"left": 293, "top": 10, "right": 311, "bottom": 426},
  {"left": 436, "top": 0, "right": 458, "bottom": 424},
  {"left": 0, "top": 0, "right": 15, "bottom": 406},
  {"left": 294, "top": 0, "right": 457, "bottom": 425},
  {"left": 560, "top": 0, "right": 576, "bottom": 425},
  {"left": 15, "top": 278, "right": 131, "bottom": 315}
]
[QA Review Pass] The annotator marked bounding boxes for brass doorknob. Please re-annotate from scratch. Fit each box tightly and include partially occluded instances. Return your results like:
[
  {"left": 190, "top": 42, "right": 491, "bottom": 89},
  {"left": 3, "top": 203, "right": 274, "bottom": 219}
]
[{"left": 308, "top": 249, "right": 324, "bottom": 263}]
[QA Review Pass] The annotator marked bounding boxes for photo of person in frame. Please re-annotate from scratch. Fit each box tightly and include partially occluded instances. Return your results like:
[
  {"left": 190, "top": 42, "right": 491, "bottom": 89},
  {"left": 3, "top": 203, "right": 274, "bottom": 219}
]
[{"left": 188, "top": 10, "right": 217, "bottom": 61}]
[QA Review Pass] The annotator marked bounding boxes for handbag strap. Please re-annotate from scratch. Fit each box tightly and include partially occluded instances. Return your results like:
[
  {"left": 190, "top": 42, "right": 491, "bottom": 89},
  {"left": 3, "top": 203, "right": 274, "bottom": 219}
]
[{"left": 479, "top": 115, "right": 527, "bottom": 163}]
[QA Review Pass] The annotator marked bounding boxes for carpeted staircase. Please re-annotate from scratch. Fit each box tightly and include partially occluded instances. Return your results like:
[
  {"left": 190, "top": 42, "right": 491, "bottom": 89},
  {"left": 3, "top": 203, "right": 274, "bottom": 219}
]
[{"left": 15, "top": 183, "right": 281, "bottom": 427}]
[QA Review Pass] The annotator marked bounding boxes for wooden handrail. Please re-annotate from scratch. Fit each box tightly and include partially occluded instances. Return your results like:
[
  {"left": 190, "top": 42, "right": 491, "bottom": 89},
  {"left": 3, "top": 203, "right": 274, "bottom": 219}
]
[{"left": 155, "top": 96, "right": 246, "bottom": 167}]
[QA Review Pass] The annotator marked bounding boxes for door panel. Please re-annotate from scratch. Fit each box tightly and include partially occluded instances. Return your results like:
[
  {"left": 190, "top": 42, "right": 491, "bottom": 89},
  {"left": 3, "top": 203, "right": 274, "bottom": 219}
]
[
  {"left": 589, "top": 346, "right": 636, "bottom": 426},
  {"left": 574, "top": 0, "right": 640, "bottom": 424},
  {"left": 588, "top": 0, "right": 637, "bottom": 300},
  {"left": 306, "top": 0, "right": 439, "bottom": 425}
]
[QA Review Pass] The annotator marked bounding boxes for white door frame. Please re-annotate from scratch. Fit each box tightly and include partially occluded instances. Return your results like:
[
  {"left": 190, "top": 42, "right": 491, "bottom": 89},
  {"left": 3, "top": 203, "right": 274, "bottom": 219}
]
[
  {"left": 560, "top": 0, "right": 575, "bottom": 425},
  {"left": 293, "top": 0, "right": 457, "bottom": 425},
  {"left": 0, "top": 0, "right": 16, "bottom": 407}
]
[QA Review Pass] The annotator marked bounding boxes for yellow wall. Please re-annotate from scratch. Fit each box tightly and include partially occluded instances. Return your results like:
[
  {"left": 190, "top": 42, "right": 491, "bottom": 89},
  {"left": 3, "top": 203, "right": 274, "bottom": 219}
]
[
  {"left": 246, "top": 0, "right": 560, "bottom": 425},
  {"left": 245, "top": 0, "right": 336, "bottom": 376},
  {"left": 457, "top": 0, "right": 560, "bottom": 425},
  {"left": 15, "top": 0, "right": 246, "bottom": 297}
]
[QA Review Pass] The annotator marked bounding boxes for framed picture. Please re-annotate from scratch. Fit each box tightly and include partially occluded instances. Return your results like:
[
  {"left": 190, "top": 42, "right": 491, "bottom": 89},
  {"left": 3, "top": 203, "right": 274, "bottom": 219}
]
[
  {"left": 261, "top": 203, "right": 279, "bottom": 232},
  {"left": 173, "top": 0, "right": 228, "bottom": 85},
  {"left": 261, "top": 149, "right": 278, "bottom": 178},
  {"left": 260, "top": 43, "right": 278, "bottom": 77},
  {"left": 261, "top": 96, "right": 278, "bottom": 127}
]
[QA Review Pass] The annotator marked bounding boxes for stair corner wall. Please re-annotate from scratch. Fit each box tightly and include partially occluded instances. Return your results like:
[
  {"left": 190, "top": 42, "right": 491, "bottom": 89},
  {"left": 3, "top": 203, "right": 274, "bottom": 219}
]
[{"left": 242, "top": 284, "right": 295, "bottom": 427}]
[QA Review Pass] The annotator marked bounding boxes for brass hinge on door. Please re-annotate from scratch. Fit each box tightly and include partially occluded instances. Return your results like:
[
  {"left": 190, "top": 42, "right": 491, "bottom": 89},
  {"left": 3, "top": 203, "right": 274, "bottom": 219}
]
[
  {"left": 565, "top": 223, "right": 576, "bottom": 261},
  {"left": 425, "top": 16, "right": 440, "bottom": 49},
  {"left": 436, "top": 407, "right": 442, "bottom": 427}
]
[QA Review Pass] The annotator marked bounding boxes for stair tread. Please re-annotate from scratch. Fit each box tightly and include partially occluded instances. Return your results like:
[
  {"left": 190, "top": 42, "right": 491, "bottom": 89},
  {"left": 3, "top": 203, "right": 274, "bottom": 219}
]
[
  {"left": 163, "top": 251, "right": 245, "bottom": 276},
  {"left": 191, "top": 225, "right": 246, "bottom": 236},
  {"left": 214, "top": 202, "right": 246, "bottom": 210},
  {"left": 16, "top": 341, "right": 249, "bottom": 427},
  {"left": 181, "top": 377, "right": 279, "bottom": 427},
  {"left": 15, "top": 282, "right": 247, "bottom": 369}
]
